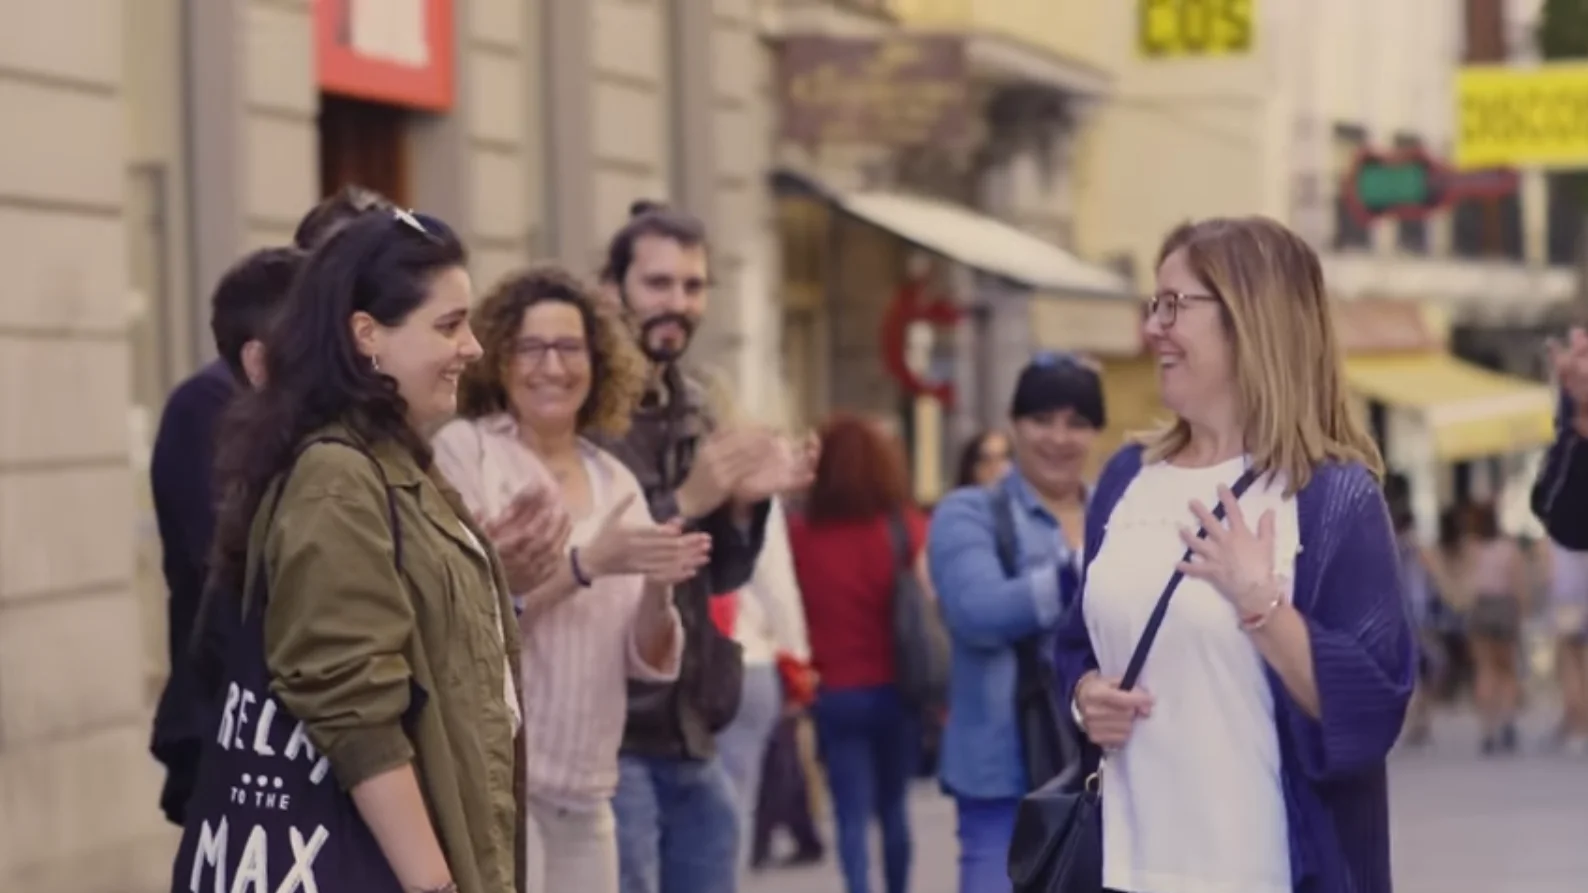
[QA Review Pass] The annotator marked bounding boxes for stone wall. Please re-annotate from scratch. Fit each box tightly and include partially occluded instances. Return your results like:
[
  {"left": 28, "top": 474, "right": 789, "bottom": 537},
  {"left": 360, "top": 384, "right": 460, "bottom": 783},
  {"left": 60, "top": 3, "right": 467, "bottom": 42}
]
[{"left": 0, "top": 0, "right": 174, "bottom": 889}]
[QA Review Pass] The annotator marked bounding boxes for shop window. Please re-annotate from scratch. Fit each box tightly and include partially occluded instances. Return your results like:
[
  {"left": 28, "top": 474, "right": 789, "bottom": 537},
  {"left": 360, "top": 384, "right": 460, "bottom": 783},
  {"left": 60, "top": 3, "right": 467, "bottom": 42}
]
[
  {"left": 1547, "top": 172, "right": 1588, "bottom": 266},
  {"left": 1392, "top": 133, "right": 1428, "bottom": 254},
  {"left": 318, "top": 94, "right": 410, "bottom": 205},
  {"left": 1332, "top": 122, "right": 1370, "bottom": 251},
  {"left": 1451, "top": 193, "right": 1522, "bottom": 260}
]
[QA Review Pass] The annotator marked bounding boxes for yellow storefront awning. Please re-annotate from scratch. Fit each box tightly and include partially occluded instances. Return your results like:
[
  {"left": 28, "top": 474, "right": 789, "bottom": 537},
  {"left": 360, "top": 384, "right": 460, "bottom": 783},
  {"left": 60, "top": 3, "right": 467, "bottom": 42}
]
[{"left": 1344, "top": 353, "right": 1556, "bottom": 462}]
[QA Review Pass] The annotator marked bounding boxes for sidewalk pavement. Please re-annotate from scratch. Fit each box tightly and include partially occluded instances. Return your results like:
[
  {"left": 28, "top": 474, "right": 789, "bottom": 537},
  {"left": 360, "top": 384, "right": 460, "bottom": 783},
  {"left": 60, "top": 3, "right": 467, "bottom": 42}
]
[{"left": 744, "top": 705, "right": 1588, "bottom": 893}]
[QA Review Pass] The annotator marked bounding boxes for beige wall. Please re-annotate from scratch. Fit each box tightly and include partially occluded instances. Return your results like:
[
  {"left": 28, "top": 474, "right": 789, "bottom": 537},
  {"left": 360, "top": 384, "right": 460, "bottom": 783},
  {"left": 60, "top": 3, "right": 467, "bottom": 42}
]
[
  {"left": 1071, "top": 0, "right": 1297, "bottom": 287},
  {"left": 0, "top": 0, "right": 174, "bottom": 890}
]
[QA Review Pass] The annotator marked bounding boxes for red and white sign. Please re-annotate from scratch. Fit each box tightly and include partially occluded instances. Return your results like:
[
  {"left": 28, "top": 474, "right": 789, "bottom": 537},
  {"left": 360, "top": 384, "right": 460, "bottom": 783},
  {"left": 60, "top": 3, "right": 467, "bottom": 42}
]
[{"left": 315, "top": 0, "right": 454, "bottom": 111}]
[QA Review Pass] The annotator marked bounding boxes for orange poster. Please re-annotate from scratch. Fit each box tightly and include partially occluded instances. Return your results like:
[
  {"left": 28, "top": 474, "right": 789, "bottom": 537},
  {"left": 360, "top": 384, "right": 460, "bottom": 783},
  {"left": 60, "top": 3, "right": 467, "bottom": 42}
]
[{"left": 315, "top": 0, "right": 454, "bottom": 111}]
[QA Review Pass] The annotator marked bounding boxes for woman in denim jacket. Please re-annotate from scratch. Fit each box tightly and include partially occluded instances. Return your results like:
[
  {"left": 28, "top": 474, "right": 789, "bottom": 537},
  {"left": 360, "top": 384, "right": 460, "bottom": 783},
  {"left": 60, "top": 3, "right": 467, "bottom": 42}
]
[{"left": 926, "top": 353, "right": 1105, "bottom": 893}]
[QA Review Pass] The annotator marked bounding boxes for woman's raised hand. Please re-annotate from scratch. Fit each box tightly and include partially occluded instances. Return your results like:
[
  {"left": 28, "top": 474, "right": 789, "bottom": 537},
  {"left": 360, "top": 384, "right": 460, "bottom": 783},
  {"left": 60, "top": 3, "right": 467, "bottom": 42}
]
[{"left": 581, "top": 494, "right": 713, "bottom": 584}]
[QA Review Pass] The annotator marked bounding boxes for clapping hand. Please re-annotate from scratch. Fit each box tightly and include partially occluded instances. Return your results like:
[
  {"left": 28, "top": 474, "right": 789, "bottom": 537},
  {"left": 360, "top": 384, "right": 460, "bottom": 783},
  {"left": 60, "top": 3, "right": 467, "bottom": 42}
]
[
  {"left": 1177, "top": 485, "right": 1282, "bottom": 619},
  {"left": 482, "top": 485, "right": 572, "bottom": 593},
  {"left": 581, "top": 494, "right": 713, "bottom": 585},
  {"left": 674, "top": 430, "right": 764, "bottom": 520},
  {"left": 731, "top": 429, "right": 819, "bottom": 504}
]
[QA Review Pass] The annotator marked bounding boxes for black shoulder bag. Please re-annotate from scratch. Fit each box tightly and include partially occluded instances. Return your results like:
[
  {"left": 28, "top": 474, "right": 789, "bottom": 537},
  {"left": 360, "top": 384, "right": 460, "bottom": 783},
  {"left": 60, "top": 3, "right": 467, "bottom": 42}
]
[
  {"left": 172, "top": 438, "right": 415, "bottom": 893},
  {"left": 889, "top": 511, "right": 951, "bottom": 710},
  {"left": 1006, "top": 468, "right": 1260, "bottom": 893},
  {"left": 989, "top": 488, "right": 1080, "bottom": 791}
]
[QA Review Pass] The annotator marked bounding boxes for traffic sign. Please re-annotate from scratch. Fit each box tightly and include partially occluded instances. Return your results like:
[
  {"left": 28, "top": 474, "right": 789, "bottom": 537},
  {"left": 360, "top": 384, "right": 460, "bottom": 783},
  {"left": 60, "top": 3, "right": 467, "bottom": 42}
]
[{"left": 1341, "top": 145, "right": 1519, "bottom": 226}]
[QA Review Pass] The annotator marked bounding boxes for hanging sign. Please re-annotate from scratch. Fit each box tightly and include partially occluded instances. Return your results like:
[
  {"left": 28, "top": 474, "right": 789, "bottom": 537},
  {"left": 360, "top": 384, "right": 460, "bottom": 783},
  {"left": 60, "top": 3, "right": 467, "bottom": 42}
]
[
  {"left": 1341, "top": 144, "right": 1518, "bottom": 226},
  {"left": 879, "top": 279, "right": 962, "bottom": 406},
  {"left": 315, "top": 0, "right": 455, "bottom": 111},
  {"left": 1138, "top": 0, "right": 1255, "bottom": 59}
]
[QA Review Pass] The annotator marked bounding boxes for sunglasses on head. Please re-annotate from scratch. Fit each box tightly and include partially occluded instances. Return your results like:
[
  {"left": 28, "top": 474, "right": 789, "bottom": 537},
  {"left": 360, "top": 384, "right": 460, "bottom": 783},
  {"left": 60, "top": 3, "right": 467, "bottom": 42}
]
[{"left": 392, "top": 207, "right": 443, "bottom": 244}]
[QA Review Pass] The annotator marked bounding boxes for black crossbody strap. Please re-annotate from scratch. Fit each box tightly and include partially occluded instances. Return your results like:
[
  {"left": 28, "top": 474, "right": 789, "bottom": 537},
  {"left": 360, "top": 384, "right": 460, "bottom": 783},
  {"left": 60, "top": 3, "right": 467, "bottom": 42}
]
[{"left": 1118, "top": 467, "right": 1261, "bottom": 691}]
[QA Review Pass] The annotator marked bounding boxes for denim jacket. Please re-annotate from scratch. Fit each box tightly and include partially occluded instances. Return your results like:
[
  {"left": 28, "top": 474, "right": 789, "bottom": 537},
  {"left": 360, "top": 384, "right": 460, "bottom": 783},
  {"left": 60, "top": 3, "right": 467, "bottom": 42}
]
[{"left": 926, "top": 470, "right": 1083, "bottom": 800}]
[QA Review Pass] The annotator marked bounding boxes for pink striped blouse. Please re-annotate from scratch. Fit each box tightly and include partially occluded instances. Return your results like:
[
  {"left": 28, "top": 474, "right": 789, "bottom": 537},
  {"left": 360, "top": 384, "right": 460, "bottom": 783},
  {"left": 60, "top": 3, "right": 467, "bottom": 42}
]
[{"left": 433, "top": 413, "right": 683, "bottom": 806}]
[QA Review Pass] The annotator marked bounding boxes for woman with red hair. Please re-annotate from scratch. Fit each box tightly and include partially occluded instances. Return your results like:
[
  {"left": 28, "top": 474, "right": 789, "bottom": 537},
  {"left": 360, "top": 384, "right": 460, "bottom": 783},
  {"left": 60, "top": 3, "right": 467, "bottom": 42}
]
[{"left": 787, "top": 413, "right": 927, "bottom": 893}]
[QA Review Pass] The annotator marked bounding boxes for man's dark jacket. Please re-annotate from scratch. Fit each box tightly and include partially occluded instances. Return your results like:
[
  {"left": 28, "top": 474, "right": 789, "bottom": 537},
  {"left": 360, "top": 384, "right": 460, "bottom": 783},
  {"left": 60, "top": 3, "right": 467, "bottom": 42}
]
[
  {"left": 593, "top": 365, "right": 769, "bottom": 761},
  {"left": 1533, "top": 393, "right": 1588, "bottom": 550},
  {"left": 148, "top": 359, "right": 235, "bottom": 824}
]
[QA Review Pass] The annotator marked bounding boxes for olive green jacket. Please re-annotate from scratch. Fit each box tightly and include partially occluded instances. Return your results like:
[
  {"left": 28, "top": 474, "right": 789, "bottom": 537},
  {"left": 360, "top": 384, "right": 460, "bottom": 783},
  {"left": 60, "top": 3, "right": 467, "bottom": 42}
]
[{"left": 248, "top": 426, "right": 525, "bottom": 893}]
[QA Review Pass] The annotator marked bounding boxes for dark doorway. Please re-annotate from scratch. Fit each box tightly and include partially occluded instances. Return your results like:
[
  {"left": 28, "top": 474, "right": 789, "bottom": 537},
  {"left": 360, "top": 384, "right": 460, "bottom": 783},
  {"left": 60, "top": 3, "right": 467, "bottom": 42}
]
[{"left": 318, "top": 94, "right": 410, "bottom": 205}]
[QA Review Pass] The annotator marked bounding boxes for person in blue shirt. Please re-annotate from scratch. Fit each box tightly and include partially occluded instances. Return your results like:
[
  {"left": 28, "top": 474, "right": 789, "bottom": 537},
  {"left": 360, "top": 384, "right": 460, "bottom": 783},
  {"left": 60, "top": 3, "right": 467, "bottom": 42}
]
[{"left": 926, "top": 352, "right": 1104, "bottom": 893}]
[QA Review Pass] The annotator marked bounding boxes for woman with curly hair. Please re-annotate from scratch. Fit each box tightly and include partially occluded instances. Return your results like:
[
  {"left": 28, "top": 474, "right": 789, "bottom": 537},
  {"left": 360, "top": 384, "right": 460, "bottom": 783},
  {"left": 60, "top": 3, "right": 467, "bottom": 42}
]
[{"left": 433, "top": 265, "right": 710, "bottom": 893}]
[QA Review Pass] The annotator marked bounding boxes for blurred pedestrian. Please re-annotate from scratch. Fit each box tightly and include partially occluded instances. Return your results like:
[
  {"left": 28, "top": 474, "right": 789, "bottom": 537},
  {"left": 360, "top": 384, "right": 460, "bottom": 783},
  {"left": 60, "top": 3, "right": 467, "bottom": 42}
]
[
  {"left": 749, "top": 713, "right": 825, "bottom": 870},
  {"left": 1054, "top": 217, "right": 1413, "bottom": 893},
  {"left": 714, "top": 496, "right": 814, "bottom": 871},
  {"left": 1543, "top": 540, "right": 1588, "bottom": 754},
  {"left": 955, "top": 429, "right": 1012, "bottom": 488},
  {"left": 1460, "top": 502, "right": 1528, "bottom": 754},
  {"left": 788, "top": 413, "right": 928, "bottom": 893},
  {"left": 927, "top": 352, "right": 1103, "bottom": 893}
]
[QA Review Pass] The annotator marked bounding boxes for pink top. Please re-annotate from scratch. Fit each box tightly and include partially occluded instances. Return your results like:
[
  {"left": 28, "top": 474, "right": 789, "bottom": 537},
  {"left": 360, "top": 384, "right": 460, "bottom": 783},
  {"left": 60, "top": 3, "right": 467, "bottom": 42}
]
[{"left": 433, "top": 414, "right": 683, "bottom": 806}]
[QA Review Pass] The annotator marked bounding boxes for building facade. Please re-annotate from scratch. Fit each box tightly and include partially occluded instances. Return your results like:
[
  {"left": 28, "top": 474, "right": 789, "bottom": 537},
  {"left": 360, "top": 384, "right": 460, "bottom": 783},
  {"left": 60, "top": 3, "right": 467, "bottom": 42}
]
[
  {"left": 764, "top": 0, "right": 1134, "bottom": 497},
  {"left": 1072, "top": 0, "right": 1567, "bottom": 536},
  {"left": 8, "top": 1, "right": 781, "bottom": 889}
]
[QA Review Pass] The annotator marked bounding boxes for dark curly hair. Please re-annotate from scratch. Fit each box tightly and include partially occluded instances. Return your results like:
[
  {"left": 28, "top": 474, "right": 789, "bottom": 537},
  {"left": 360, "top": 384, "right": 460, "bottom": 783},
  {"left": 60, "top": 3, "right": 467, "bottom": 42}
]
[
  {"left": 457, "top": 265, "right": 646, "bottom": 438},
  {"left": 208, "top": 210, "right": 468, "bottom": 595}
]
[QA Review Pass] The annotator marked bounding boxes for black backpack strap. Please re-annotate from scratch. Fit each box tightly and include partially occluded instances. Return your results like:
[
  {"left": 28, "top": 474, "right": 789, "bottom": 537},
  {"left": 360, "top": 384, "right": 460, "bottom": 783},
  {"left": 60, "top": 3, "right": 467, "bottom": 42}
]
[
  {"left": 990, "top": 486, "right": 1020, "bottom": 579},
  {"left": 886, "top": 510, "right": 912, "bottom": 571}
]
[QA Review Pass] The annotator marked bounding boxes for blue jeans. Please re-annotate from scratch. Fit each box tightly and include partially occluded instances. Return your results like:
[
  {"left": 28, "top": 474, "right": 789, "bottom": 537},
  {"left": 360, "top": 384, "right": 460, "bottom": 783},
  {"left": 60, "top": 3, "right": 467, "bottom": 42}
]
[
  {"left": 955, "top": 796, "right": 1020, "bottom": 893},
  {"left": 812, "top": 685, "right": 919, "bottom": 893},
  {"left": 715, "top": 662, "right": 784, "bottom": 868},
  {"left": 612, "top": 754, "right": 740, "bottom": 893}
]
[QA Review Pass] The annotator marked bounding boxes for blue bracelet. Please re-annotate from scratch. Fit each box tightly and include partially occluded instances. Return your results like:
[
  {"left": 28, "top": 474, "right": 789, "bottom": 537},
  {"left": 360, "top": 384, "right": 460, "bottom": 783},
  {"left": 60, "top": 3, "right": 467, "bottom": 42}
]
[{"left": 569, "top": 547, "right": 593, "bottom": 587}]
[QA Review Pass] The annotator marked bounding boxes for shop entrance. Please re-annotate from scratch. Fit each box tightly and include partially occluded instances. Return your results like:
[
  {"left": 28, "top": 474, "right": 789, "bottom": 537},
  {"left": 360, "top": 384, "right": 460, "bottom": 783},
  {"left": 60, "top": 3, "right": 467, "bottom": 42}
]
[{"left": 318, "top": 94, "right": 410, "bottom": 205}]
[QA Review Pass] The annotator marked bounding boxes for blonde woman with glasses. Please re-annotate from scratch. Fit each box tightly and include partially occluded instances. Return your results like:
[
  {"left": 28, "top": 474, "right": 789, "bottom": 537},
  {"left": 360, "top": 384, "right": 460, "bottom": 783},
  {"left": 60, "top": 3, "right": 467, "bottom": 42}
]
[{"left": 1053, "top": 217, "right": 1415, "bottom": 893}]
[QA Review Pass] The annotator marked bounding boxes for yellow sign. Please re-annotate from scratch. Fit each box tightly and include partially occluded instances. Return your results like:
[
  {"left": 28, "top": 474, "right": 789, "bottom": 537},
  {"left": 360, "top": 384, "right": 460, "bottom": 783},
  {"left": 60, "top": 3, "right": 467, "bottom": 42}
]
[
  {"left": 1137, "top": 0, "right": 1254, "bottom": 58},
  {"left": 1456, "top": 63, "right": 1588, "bottom": 170}
]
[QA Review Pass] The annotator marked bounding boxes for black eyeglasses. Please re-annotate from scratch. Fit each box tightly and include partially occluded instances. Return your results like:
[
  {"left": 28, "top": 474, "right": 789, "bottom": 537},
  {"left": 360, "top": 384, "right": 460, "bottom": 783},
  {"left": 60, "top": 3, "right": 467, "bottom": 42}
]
[{"left": 1145, "top": 290, "right": 1220, "bottom": 327}]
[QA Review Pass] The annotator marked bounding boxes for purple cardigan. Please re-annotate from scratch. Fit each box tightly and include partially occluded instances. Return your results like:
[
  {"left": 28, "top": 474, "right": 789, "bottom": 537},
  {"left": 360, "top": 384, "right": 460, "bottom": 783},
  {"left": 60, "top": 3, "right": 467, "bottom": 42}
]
[{"left": 1053, "top": 445, "right": 1415, "bottom": 893}]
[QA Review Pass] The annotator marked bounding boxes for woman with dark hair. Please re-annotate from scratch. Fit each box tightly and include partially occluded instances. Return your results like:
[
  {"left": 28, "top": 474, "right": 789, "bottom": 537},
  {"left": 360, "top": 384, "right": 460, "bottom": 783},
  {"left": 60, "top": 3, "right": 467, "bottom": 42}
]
[
  {"left": 203, "top": 210, "right": 560, "bottom": 893},
  {"left": 786, "top": 413, "right": 927, "bottom": 893},
  {"left": 955, "top": 430, "right": 1012, "bottom": 489},
  {"left": 433, "top": 266, "right": 708, "bottom": 892},
  {"left": 927, "top": 352, "right": 1104, "bottom": 893}
]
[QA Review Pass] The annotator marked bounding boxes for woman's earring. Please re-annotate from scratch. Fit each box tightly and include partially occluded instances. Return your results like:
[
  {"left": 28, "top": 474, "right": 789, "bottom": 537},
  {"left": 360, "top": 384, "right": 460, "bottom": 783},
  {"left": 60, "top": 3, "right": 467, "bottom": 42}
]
[{"left": 371, "top": 355, "right": 382, "bottom": 373}]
